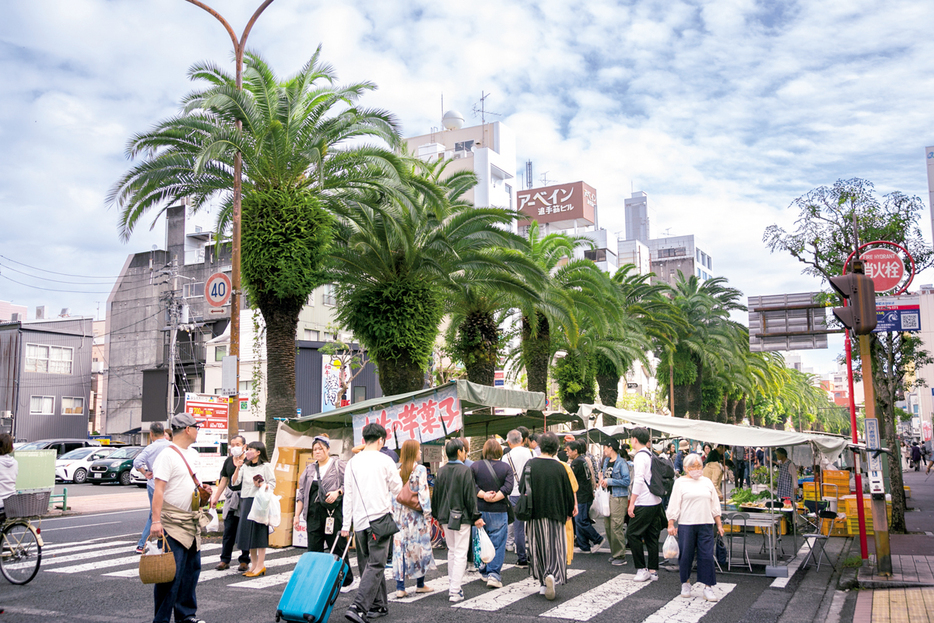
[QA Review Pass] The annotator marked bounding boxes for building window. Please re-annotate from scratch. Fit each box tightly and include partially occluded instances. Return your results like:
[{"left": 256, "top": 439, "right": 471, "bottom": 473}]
[
  {"left": 657, "top": 247, "right": 687, "bottom": 258},
  {"left": 304, "top": 329, "right": 319, "bottom": 341},
  {"left": 30, "top": 396, "right": 54, "bottom": 415},
  {"left": 584, "top": 249, "right": 608, "bottom": 262},
  {"left": 706, "top": 256, "right": 712, "bottom": 269},
  {"left": 183, "top": 282, "right": 205, "bottom": 298},
  {"left": 215, "top": 345, "right": 227, "bottom": 362},
  {"left": 26, "top": 344, "right": 73, "bottom": 374},
  {"left": 307, "top": 293, "right": 315, "bottom": 306},
  {"left": 323, "top": 284, "right": 336, "bottom": 306},
  {"left": 454, "top": 140, "right": 474, "bottom": 153},
  {"left": 62, "top": 397, "right": 85, "bottom": 415},
  {"left": 239, "top": 380, "right": 252, "bottom": 393}
]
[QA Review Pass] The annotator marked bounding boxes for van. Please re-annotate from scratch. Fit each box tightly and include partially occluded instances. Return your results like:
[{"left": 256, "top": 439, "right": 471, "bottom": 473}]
[
  {"left": 15, "top": 438, "right": 101, "bottom": 457},
  {"left": 190, "top": 432, "right": 227, "bottom": 484}
]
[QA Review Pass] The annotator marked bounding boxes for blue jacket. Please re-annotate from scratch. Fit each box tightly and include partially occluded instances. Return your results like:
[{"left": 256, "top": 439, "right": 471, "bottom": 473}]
[
  {"left": 674, "top": 451, "right": 684, "bottom": 473},
  {"left": 602, "top": 456, "right": 631, "bottom": 498}
]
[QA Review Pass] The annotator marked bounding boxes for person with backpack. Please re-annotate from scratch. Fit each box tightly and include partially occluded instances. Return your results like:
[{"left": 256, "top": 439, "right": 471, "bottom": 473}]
[
  {"left": 566, "top": 440, "right": 603, "bottom": 553},
  {"left": 627, "top": 427, "right": 671, "bottom": 582},
  {"left": 600, "top": 438, "right": 631, "bottom": 566}
]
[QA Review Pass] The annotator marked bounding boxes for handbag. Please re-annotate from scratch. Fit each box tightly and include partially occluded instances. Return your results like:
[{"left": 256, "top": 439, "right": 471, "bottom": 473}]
[
  {"left": 513, "top": 464, "right": 534, "bottom": 522},
  {"left": 168, "top": 445, "right": 211, "bottom": 508},
  {"left": 396, "top": 474, "right": 422, "bottom": 512},
  {"left": 447, "top": 509, "right": 464, "bottom": 531},
  {"left": 715, "top": 534, "right": 728, "bottom": 566},
  {"left": 139, "top": 536, "right": 176, "bottom": 585}
]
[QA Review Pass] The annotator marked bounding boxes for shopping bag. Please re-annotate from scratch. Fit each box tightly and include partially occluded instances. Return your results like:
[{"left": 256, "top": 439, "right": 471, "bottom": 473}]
[
  {"left": 268, "top": 494, "right": 282, "bottom": 529},
  {"left": 663, "top": 533, "right": 680, "bottom": 559},
  {"left": 593, "top": 488, "right": 611, "bottom": 518},
  {"left": 477, "top": 527, "right": 495, "bottom": 564},
  {"left": 205, "top": 508, "right": 220, "bottom": 533},
  {"left": 248, "top": 483, "right": 273, "bottom": 525}
]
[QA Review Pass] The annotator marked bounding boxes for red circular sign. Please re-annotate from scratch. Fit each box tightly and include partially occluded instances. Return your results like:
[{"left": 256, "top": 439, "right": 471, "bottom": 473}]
[
  {"left": 862, "top": 248, "right": 904, "bottom": 292},
  {"left": 204, "top": 273, "right": 232, "bottom": 308}
]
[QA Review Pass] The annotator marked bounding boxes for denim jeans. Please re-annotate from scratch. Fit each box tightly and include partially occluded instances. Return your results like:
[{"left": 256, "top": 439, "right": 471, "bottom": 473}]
[
  {"left": 137, "top": 485, "right": 154, "bottom": 549},
  {"left": 478, "top": 511, "right": 508, "bottom": 582},
  {"left": 574, "top": 502, "right": 603, "bottom": 550},
  {"left": 152, "top": 534, "right": 201, "bottom": 623},
  {"left": 508, "top": 495, "right": 528, "bottom": 563},
  {"left": 677, "top": 523, "right": 717, "bottom": 586}
]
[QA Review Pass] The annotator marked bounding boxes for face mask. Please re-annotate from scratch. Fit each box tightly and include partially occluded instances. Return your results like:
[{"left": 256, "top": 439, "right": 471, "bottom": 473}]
[
  {"left": 688, "top": 469, "right": 703, "bottom": 480},
  {"left": 230, "top": 446, "right": 243, "bottom": 457}
]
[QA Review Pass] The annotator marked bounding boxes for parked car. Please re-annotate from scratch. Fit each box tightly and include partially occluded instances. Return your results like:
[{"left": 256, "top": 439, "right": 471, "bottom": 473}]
[
  {"left": 56, "top": 447, "right": 117, "bottom": 484},
  {"left": 88, "top": 447, "right": 143, "bottom": 485},
  {"left": 130, "top": 466, "right": 147, "bottom": 488},
  {"left": 15, "top": 438, "right": 102, "bottom": 457}
]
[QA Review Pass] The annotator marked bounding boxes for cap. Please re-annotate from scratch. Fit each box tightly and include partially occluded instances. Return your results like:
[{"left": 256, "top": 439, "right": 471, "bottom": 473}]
[
  {"left": 679, "top": 440, "right": 690, "bottom": 451},
  {"left": 170, "top": 412, "right": 201, "bottom": 430},
  {"left": 602, "top": 437, "right": 620, "bottom": 452}
]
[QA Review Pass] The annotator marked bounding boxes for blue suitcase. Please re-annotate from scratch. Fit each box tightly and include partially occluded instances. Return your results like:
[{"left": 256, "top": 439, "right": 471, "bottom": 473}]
[{"left": 276, "top": 538, "right": 352, "bottom": 623}]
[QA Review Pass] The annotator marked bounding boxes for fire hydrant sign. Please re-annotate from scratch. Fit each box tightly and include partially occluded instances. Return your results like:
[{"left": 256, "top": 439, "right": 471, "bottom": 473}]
[
  {"left": 352, "top": 384, "right": 463, "bottom": 447},
  {"left": 873, "top": 295, "right": 920, "bottom": 333},
  {"left": 863, "top": 248, "right": 904, "bottom": 292}
]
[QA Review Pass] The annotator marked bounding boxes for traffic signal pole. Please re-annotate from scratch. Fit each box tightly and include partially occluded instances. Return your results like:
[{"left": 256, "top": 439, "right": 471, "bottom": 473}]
[
  {"left": 859, "top": 334, "right": 892, "bottom": 575},
  {"left": 843, "top": 329, "right": 870, "bottom": 560}
]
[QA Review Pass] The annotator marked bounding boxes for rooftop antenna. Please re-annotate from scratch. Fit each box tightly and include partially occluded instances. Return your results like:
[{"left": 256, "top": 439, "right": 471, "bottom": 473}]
[
  {"left": 662, "top": 227, "right": 673, "bottom": 237},
  {"left": 525, "top": 160, "right": 533, "bottom": 189},
  {"left": 472, "top": 91, "right": 501, "bottom": 125},
  {"left": 540, "top": 171, "right": 556, "bottom": 186}
]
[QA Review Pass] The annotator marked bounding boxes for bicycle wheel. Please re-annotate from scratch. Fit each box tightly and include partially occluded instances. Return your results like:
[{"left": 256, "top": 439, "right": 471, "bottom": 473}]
[{"left": 0, "top": 521, "right": 42, "bottom": 584}]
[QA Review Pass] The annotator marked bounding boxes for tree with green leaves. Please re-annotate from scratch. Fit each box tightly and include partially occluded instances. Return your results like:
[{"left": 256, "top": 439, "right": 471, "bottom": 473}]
[
  {"left": 764, "top": 177, "right": 934, "bottom": 533},
  {"left": 109, "top": 49, "right": 405, "bottom": 449}
]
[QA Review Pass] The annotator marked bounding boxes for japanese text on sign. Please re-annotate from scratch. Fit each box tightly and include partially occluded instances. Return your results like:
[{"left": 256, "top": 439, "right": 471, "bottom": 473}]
[
  {"left": 352, "top": 385, "right": 462, "bottom": 447},
  {"left": 184, "top": 393, "right": 230, "bottom": 430}
]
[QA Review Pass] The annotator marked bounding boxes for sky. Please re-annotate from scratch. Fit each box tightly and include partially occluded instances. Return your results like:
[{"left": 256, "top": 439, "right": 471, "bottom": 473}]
[{"left": 2, "top": 0, "right": 934, "bottom": 375}]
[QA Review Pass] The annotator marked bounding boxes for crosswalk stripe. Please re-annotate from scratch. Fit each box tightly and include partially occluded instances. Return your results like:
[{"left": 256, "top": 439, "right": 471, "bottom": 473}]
[
  {"left": 453, "top": 569, "right": 585, "bottom": 611},
  {"left": 393, "top": 564, "right": 507, "bottom": 603},
  {"left": 640, "top": 583, "right": 736, "bottom": 623},
  {"left": 770, "top": 543, "right": 809, "bottom": 588},
  {"left": 41, "top": 541, "right": 136, "bottom": 557},
  {"left": 40, "top": 544, "right": 141, "bottom": 567},
  {"left": 540, "top": 572, "right": 652, "bottom": 621},
  {"left": 42, "top": 535, "right": 136, "bottom": 550},
  {"left": 47, "top": 544, "right": 222, "bottom": 574},
  {"left": 103, "top": 550, "right": 306, "bottom": 579}
]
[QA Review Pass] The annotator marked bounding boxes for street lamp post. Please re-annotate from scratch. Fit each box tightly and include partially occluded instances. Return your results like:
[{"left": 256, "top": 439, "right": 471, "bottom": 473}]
[{"left": 184, "top": 0, "right": 275, "bottom": 439}]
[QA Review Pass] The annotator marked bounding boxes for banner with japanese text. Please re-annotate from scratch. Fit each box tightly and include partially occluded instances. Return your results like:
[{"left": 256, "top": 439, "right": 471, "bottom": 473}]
[
  {"left": 352, "top": 384, "right": 462, "bottom": 447},
  {"left": 185, "top": 392, "right": 247, "bottom": 430}
]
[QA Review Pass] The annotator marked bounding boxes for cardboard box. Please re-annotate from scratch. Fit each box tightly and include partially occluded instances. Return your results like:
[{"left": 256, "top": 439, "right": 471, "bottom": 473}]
[
  {"left": 274, "top": 462, "right": 299, "bottom": 482},
  {"left": 277, "top": 447, "right": 302, "bottom": 465},
  {"left": 298, "top": 451, "right": 316, "bottom": 474},
  {"left": 269, "top": 513, "right": 295, "bottom": 548}
]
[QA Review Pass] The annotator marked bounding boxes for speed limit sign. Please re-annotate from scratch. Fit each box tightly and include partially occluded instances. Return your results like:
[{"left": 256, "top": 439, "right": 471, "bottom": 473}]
[{"left": 204, "top": 273, "right": 232, "bottom": 308}]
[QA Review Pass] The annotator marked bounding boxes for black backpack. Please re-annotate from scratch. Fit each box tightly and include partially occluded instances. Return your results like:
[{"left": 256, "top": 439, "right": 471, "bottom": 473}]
[{"left": 638, "top": 449, "right": 675, "bottom": 498}]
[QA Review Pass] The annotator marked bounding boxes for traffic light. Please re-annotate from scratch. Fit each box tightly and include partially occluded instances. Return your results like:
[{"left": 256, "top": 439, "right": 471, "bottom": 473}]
[{"left": 829, "top": 265, "right": 877, "bottom": 335}]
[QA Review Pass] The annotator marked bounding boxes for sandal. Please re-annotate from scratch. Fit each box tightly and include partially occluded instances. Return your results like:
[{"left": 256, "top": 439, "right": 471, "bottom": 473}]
[
  {"left": 415, "top": 586, "right": 434, "bottom": 593},
  {"left": 395, "top": 590, "right": 408, "bottom": 598}
]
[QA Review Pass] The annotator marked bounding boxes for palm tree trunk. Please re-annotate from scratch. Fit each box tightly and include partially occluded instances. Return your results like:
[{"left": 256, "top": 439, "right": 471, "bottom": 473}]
[
  {"left": 522, "top": 313, "right": 550, "bottom": 417},
  {"left": 376, "top": 353, "right": 425, "bottom": 396},
  {"left": 458, "top": 310, "right": 499, "bottom": 386},
  {"left": 257, "top": 295, "right": 304, "bottom": 452},
  {"left": 596, "top": 372, "right": 620, "bottom": 408}
]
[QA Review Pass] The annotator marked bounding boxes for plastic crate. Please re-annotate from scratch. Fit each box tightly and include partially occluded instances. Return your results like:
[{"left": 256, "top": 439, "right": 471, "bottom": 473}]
[{"left": 4, "top": 491, "right": 51, "bottom": 518}]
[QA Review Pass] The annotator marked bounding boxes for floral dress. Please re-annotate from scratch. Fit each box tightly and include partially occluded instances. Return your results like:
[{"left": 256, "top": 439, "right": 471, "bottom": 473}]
[{"left": 392, "top": 464, "right": 436, "bottom": 582}]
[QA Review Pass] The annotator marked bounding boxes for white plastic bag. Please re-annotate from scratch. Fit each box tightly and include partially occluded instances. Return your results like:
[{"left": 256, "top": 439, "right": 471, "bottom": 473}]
[
  {"left": 663, "top": 533, "right": 680, "bottom": 559},
  {"left": 477, "top": 527, "right": 495, "bottom": 564},
  {"left": 593, "top": 488, "right": 611, "bottom": 518},
  {"left": 248, "top": 483, "right": 273, "bottom": 525},
  {"left": 268, "top": 494, "right": 282, "bottom": 529},
  {"left": 205, "top": 508, "right": 220, "bottom": 533}
]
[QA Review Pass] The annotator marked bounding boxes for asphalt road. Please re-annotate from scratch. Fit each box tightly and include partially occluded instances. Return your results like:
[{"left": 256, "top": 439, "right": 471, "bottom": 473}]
[
  {"left": 54, "top": 482, "right": 148, "bottom": 498},
  {"left": 0, "top": 509, "right": 845, "bottom": 623}
]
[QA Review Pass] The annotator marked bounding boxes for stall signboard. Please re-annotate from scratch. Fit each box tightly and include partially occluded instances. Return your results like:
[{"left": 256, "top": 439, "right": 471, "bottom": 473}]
[
  {"left": 352, "top": 384, "right": 463, "bottom": 448},
  {"left": 865, "top": 418, "right": 885, "bottom": 494},
  {"left": 322, "top": 356, "right": 351, "bottom": 413},
  {"left": 873, "top": 295, "right": 920, "bottom": 333},
  {"left": 924, "top": 420, "right": 933, "bottom": 443},
  {"left": 184, "top": 392, "right": 242, "bottom": 430}
]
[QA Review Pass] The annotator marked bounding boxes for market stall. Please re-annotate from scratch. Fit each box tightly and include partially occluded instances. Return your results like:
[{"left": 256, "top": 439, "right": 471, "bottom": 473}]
[{"left": 575, "top": 404, "right": 851, "bottom": 576}]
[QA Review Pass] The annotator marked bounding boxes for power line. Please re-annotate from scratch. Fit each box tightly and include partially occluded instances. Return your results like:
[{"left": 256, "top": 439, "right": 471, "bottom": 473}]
[
  {"left": 0, "top": 261, "right": 116, "bottom": 285},
  {"left": 0, "top": 273, "right": 113, "bottom": 294},
  {"left": 0, "top": 254, "right": 124, "bottom": 279}
]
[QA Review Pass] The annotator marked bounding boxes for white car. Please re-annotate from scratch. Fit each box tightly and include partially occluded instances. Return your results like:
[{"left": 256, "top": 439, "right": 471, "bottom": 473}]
[{"left": 55, "top": 447, "right": 117, "bottom": 484}]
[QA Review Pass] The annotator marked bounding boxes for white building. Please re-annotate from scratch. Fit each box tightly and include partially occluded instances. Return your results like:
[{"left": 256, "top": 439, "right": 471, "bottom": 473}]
[{"left": 624, "top": 191, "right": 651, "bottom": 243}]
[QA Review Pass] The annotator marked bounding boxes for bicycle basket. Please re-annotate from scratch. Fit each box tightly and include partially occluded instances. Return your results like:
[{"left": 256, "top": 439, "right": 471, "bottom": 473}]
[{"left": 4, "top": 491, "right": 51, "bottom": 518}]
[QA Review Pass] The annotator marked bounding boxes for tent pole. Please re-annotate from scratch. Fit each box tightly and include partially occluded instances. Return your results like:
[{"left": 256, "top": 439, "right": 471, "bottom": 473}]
[{"left": 769, "top": 448, "right": 776, "bottom": 568}]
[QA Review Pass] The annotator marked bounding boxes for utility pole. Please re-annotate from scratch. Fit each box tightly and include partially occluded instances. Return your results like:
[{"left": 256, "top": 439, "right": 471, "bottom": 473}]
[
  {"left": 185, "top": 0, "right": 275, "bottom": 439},
  {"left": 165, "top": 257, "right": 179, "bottom": 419},
  {"left": 860, "top": 335, "right": 892, "bottom": 575}
]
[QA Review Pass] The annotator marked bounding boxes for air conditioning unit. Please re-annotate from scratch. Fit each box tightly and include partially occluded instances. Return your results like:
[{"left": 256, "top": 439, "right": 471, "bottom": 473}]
[
  {"left": 10, "top": 313, "right": 20, "bottom": 321},
  {"left": 35, "top": 306, "right": 45, "bottom": 319}
]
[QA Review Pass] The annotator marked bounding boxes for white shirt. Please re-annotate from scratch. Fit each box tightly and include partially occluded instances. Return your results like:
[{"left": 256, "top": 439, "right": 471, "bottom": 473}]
[
  {"left": 233, "top": 461, "right": 276, "bottom": 499},
  {"left": 0, "top": 455, "right": 18, "bottom": 509},
  {"left": 631, "top": 448, "right": 662, "bottom": 507},
  {"left": 342, "top": 449, "right": 402, "bottom": 532},
  {"left": 153, "top": 443, "right": 199, "bottom": 511},
  {"left": 665, "top": 475, "right": 721, "bottom": 525},
  {"left": 505, "top": 446, "right": 533, "bottom": 496}
]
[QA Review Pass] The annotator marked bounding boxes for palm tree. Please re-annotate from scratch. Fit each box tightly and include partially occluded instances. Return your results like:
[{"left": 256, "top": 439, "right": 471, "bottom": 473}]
[
  {"left": 330, "top": 157, "right": 533, "bottom": 395},
  {"left": 108, "top": 49, "right": 405, "bottom": 449}
]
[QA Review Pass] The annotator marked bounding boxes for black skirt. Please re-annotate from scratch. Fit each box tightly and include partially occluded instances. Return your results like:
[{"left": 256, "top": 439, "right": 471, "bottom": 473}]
[{"left": 237, "top": 496, "right": 269, "bottom": 550}]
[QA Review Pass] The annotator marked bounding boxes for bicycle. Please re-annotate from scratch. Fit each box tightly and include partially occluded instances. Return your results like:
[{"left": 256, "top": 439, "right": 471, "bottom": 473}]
[{"left": 0, "top": 490, "right": 47, "bottom": 585}]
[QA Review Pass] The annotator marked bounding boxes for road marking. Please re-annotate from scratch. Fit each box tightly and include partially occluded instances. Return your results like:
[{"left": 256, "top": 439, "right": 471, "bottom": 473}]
[
  {"left": 47, "top": 544, "right": 222, "bottom": 574},
  {"left": 42, "top": 534, "right": 136, "bottom": 549},
  {"left": 42, "top": 540, "right": 135, "bottom": 556},
  {"left": 453, "top": 569, "right": 585, "bottom": 611},
  {"left": 540, "top": 572, "right": 651, "bottom": 620},
  {"left": 641, "top": 583, "right": 736, "bottom": 623},
  {"left": 40, "top": 521, "right": 123, "bottom": 532},
  {"left": 392, "top": 563, "right": 502, "bottom": 603},
  {"left": 40, "top": 509, "right": 150, "bottom": 522},
  {"left": 41, "top": 544, "right": 143, "bottom": 566},
  {"left": 230, "top": 555, "right": 409, "bottom": 590},
  {"left": 771, "top": 543, "right": 809, "bottom": 588}
]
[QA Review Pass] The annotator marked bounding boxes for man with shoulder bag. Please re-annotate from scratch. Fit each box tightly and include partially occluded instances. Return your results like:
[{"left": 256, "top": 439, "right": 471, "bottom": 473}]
[
  {"left": 432, "top": 438, "right": 485, "bottom": 603},
  {"left": 150, "top": 413, "right": 212, "bottom": 623},
  {"left": 341, "top": 424, "right": 403, "bottom": 623}
]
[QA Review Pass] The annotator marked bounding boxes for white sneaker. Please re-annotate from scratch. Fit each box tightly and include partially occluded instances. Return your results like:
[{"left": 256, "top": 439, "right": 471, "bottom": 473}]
[
  {"left": 486, "top": 577, "right": 502, "bottom": 589},
  {"left": 539, "top": 585, "right": 547, "bottom": 595},
  {"left": 703, "top": 587, "right": 719, "bottom": 602},
  {"left": 506, "top": 543, "right": 516, "bottom": 552},
  {"left": 633, "top": 568, "right": 652, "bottom": 582},
  {"left": 681, "top": 582, "right": 692, "bottom": 598},
  {"left": 340, "top": 578, "right": 360, "bottom": 593},
  {"left": 544, "top": 574, "right": 556, "bottom": 600},
  {"left": 449, "top": 590, "right": 464, "bottom": 603},
  {"left": 467, "top": 566, "right": 479, "bottom": 573},
  {"left": 649, "top": 571, "right": 659, "bottom": 582}
]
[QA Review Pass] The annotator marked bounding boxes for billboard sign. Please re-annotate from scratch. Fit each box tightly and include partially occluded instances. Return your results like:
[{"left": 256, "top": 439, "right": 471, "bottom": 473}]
[
  {"left": 185, "top": 393, "right": 234, "bottom": 430},
  {"left": 873, "top": 295, "right": 920, "bottom": 333},
  {"left": 517, "top": 181, "right": 597, "bottom": 226}
]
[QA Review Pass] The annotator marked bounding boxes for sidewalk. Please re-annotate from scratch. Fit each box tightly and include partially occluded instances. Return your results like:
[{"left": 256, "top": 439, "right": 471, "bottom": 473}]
[
  {"left": 850, "top": 469, "right": 934, "bottom": 622},
  {"left": 44, "top": 488, "right": 150, "bottom": 516}
]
